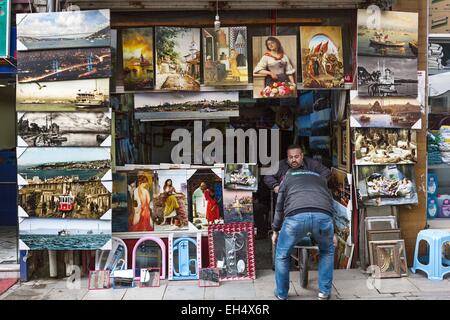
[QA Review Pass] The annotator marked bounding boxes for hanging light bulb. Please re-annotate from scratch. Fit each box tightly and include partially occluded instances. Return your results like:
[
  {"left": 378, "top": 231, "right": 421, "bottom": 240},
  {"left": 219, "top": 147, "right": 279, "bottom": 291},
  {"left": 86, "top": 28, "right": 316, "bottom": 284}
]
[{"left": 214, "top": 0, "right": 221, "bottom": 32}]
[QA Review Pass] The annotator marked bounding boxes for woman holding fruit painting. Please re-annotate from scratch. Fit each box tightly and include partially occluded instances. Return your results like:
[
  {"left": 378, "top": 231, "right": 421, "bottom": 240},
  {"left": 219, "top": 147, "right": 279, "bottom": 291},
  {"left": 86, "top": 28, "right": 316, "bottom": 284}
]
[{"left": 253, "top": 36, "right": 296, "bottom": 97}]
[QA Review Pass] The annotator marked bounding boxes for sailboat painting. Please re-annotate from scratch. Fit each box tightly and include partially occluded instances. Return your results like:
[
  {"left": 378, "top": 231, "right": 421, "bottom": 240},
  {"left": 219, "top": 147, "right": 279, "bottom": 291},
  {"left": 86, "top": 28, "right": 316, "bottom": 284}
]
[
  {"left": 122, "top": 28, "right": 154, "bottom": 91},
  {"left": 19, "top": 218, "right": 111, "bottom": 250}
]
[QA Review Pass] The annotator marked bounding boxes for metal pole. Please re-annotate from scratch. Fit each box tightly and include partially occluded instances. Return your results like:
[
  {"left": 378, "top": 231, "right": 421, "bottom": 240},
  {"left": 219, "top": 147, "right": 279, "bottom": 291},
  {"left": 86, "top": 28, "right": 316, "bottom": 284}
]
[{"left": 47, "top": 0, "right": 55, "bottom": 12}]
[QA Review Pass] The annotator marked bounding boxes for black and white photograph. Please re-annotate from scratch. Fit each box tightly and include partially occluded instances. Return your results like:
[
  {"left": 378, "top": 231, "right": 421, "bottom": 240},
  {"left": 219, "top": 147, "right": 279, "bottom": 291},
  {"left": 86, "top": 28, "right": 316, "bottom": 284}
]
[{"left": 18, "top": 112, "right": 111, "bottom": 147}]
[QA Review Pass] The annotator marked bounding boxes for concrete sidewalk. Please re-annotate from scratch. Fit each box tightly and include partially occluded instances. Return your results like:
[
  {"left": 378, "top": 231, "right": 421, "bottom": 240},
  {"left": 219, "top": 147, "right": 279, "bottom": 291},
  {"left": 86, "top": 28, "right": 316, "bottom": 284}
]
[{"left": 1, "top": 269, "right": 449, "bottom": 300}]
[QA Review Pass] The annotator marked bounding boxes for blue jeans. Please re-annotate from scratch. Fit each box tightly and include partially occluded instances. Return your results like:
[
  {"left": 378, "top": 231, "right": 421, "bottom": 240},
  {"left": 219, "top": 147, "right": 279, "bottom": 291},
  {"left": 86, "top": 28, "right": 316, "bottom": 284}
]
[{"left": 275, "top": 212, "right": 334, "bottom": 299}]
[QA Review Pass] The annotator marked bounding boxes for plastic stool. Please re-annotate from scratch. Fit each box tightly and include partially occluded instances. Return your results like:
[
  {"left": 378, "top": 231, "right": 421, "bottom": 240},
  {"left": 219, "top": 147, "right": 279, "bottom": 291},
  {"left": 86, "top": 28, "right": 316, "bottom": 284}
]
[{"left": 411, "top": 229, "right": 450, "bottom": 280}]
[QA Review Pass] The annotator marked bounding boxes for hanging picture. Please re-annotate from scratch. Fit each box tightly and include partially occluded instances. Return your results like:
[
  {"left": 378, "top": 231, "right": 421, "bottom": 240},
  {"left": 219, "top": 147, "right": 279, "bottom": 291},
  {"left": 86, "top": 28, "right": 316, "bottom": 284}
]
[
  {"left": 202, "top": 27, "right": 248, "bottom": 86},
  {"left": 252, "top": 35, "right": 297, "bottom": 98},
  {"left": 168, "top": 234, "right": 201, "bottom": 280},
  {"left": 350, "top": 97, "right": 422, "bottom": 129},
  {"left": 127, "top": 171, "right": 154, "bottom": 232},
  {"left": 122, "top": 27, "right": 154, "bottom": 91},
  {"left": 354, "top": 128, "right": 417, "bottom": 165},
  {"left": 356, "top": 164, "right": 418, "bottom": 207},
  {"left": 17, "top": 47, "right": 112, "bottom": 83},
  {"left": 16, "top": 79, "right": 110, "bottom": 112},
  {"left": 224, "top": 164, "right": 258, "bottom": 191},
  {"left": 155, "top": 27, "right": 201, "bottom": 91},
  {"left": 300, "top": 26, "right": 345, "bottom": 88},
  {"left": 88, "top": 270, "right": 111, "bottom": 290},
  {"left": 17, "top": 147, "right": 111, "bottom": 184},
  {"left": 134, "top": 91, "right": 239, "bottom": 121},
  {"left": 337, "top": 120, "right": 351, "bottom": 172},
  {"left": 17, "top": 112, "right": 111, "bottom": 147},
  {"left": 223, "top": 190, "right": 253, "bottom": 224},
  {"left": 187, "top": 168, "right": 224, "bottom": 231},
  {"left": 208, "top": 222, "right": 256, "bottom": 281},
  {"left": 16, "top": 10, "right": 111, "bottom": 51},
  {"left": 152, "top": 169, "right": 189, "bottom": 231},
  {"left": 19, "top": 218, "right": 111, "bottom": 250},
  {"left": 357, "top": 10, "right": 418, "bottom": 97},
  {"left": 19, "top": 180, "right": 111, "bottom": 220}
]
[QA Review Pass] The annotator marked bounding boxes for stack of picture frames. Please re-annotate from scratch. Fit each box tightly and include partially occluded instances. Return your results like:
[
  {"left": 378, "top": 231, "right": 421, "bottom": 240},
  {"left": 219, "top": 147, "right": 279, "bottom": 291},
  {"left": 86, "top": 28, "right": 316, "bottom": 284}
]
[
  {"left": 353, "top": 9, "right": 421, "bottom": 208},
  {"left": 365, "top": 216, "right": 408, "bottom": 278},
  {"left": 16, "top": 10, "right": 113, "bottom": 251}
]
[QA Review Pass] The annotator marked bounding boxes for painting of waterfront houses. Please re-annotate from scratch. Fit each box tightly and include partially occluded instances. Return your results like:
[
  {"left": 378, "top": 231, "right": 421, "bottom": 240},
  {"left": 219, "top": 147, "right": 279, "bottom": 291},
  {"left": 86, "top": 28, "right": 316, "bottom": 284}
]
[{"left": 155, "top": 27, "right": 201, "bottom": 91}]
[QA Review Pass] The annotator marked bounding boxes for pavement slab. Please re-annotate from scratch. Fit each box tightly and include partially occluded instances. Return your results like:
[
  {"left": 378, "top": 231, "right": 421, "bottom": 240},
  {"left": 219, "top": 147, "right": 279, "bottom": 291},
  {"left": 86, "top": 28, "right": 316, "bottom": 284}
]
[
  {"left": 376, "top": 278, "right": 420, "bottom": 294},
  {"left": 82, "top": 288, "right": 127, "bottom": 300},
  {"left": 41, "top": 288, "right": 88, "bottom": 300},
  {"left": 205, "top": 281, "right": 256, "bottom": 300},
  {"left": 123, "top": 286, "right": 167, "bottom": 300},
  {"left": 163, "top": 283, "right": 205, "bottom": 300}
]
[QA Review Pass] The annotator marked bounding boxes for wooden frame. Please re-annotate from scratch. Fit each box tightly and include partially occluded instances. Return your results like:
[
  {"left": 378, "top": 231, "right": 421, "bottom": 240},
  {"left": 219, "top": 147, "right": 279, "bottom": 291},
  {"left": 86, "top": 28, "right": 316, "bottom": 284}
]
[
  {"left": 365, "top": 216, "right": 398, "bottom": 232},
  {"left": 369, "top": 240, "right": 408, "bottom": 277},
  {"left": 337, "top": 119, "right": 351, "bottom": 172},
  {"left": 368, "top": 241, "right": 402, "bottom": 278},
  {"left": 367, "top": 229, "right": 402, "bottom": 242}
]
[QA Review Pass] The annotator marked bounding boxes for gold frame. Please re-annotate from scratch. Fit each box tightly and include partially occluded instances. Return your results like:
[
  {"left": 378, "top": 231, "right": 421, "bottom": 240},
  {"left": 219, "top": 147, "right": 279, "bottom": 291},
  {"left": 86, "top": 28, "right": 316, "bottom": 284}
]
[{"left": 337, "top": 119, "right": 351, "bottom": 172}]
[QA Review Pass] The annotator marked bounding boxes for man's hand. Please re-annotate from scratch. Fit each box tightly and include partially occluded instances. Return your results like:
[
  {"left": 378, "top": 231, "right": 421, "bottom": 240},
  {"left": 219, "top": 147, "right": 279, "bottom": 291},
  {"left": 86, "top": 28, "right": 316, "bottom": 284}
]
[
  {"left": 272, "top": 231, "right": 279, "bottom": 244},
  {"left": 274, "top": 186, "right": 280, "bottom": 194}
]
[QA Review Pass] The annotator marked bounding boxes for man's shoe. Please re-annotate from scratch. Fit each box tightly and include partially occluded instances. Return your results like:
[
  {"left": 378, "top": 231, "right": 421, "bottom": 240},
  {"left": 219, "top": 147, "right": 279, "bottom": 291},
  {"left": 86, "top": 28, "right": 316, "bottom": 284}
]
[
  {"left": 318, "top": 292, "right": 330, "bottom": 300},
  {"left": 274, "top": 290, "right": 287, "bottom": 300}
]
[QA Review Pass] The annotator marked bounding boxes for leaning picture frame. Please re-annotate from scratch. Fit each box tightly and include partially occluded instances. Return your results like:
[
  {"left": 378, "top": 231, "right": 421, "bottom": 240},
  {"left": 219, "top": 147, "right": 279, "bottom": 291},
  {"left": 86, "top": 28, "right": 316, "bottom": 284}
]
[
  {"left": 88, "top": 270, "right": 111, "bottom": 290},
  {"left": 139, "top": 268, "right": 161, "bottom": 287},
  {"left": 198, "top": 268, "right": 221, "bottom": 287},
  {"left": 368, "top": 241, "right": 402, "bottom": 278},
  {"left": 369, "top": 239, "right": 408, "bottom": 277},
  {"left": 367, "top": 229, "right": 402, "bottom": 242}
]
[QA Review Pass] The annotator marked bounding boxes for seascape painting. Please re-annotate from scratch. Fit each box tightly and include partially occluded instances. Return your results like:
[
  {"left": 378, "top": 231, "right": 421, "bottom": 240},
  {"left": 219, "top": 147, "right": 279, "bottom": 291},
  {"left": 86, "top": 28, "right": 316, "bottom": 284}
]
[
  {"left": 19, "top": 218, "right": 111, "bottom": 250},
  {"left": 223, "top": 190, "right": 254, "bottom": 224},
  {"left": 16, "top": 10, "right": 110, "bottom": 50},
  {"left": 16, "top": 78, "right": 110, "bottom": 112}
]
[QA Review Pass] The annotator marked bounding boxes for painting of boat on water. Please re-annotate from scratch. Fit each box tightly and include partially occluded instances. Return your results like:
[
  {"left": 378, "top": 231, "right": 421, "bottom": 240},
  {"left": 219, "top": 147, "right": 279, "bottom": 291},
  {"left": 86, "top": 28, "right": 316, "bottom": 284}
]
[
  {"left": 223, "top": 190, "right": 254, "bottom": 224},
  {"left": 17, "top": 47, "right": 111, "bottom": 83},
  {"left": 122, "top": 27, "right": 154, "bottom": 91},
  {"left": 357, "top": 9, "right": 418, "bottom": 58},
  {"left": 17, "top": 147, "right": 111, "bottom": 183},
  {"left": 19, "top": 218, "right": 111, "bottom": 250},
  {"left": 16, "top": 10, "right": 110, "bottom": 51},
  {"left": 350, "top": 97, "right": 421, "bottom": 129},
  {"left": 16, "top": 78, "right": 110, "bottom": 112},
  {"left": 18, "top": 112, "right": 111, "bottom": 147}
]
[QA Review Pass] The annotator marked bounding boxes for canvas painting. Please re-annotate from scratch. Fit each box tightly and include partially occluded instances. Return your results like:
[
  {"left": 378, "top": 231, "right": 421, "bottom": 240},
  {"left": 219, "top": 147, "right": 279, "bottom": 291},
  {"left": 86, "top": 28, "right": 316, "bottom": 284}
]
[
  {"left": 208, "top": 223, "right": 256, "bottom": 280},
  {"left": 356, "top": 164, "right": 418, "bottom": 207},
  {"left": 252, "top": 35, "right": 297, "bottom": 98},
  {"left": 223, "top": 190, "right": 253, "bottom": 224},
  {"left": 330, "top": 168, "right": 352, "bottom": 209},
  {"left": 19, "top": 218, "right": 111, "bottom": 250},
  {"left": 155, "top": 27, "right": 201, "bottom": 91},
  {"left": 350, "top": 97, "right": 421, "bottom": 129},
  {"left": 17, "top": 47, "right": 112, "bottom": 83},
  {"left": 16, "top": 10, "right": 110, "bottom": 51},
  {"left": 17, "top": 147, "right": 111, "bottom": 184},
  {"left": 354, "top": 128, "right": 417, "bottom": 165},
  {"left": 122, "top": 28, "right": 154, "bottom": 91},
  {"left": 127, "top": 171, "right": 154, "bottom": 232},
  {"left": 300, "top": 26, "right": 344, "bottom": 88},
  {"left": 357, "top": 56, "right": 417, "bottom": 97},
  {"left": 17, "top": 112, "right": 111, "bottom": 147},
  {"left": 187, "top": 168, "right": 224, "bottom": 231},
  {"left": 203, "top": 27, "right": 248, "bottom": 86},
  {"left": 112, "top": 172, "right": 129, "bottom": 233},
  {"left": 152, "top": 169, "right": 189, "bottom": 231},
  {"left": 16, "top": 78, "right": 110, "bottom": 112},
  {"left": 357, "top": 10, "right": 418, "bottom": 59},
  {"left": 198, "top": 268, "right": 220, "bottom": 287},
  {"left": 224, "top": 164, "right": 258, "bottom": 191},
  {"left": 19, "top": 180, "right": 110, "bottom": 219},
  {"left": 134, "top": 91, "right": 239, "bottom": 121}
]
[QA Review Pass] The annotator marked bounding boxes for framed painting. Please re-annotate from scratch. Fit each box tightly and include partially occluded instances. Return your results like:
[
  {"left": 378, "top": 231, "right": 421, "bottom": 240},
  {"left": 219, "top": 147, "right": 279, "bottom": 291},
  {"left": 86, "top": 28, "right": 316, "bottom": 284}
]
[
  {"left": 88, "top": 270, "right": 111, "bottom": 290},
  {"left": 198, "top": 268, "right": 220, "bottom": 287},
  {"left": 369, "top": 239, "right": 408, "bottom": 277},
  {"left": 337, "top": 120, "right": 351, "bottom": 172},
  {"left": 139, "top": 268, "right": 161, "bottom": 287}
]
